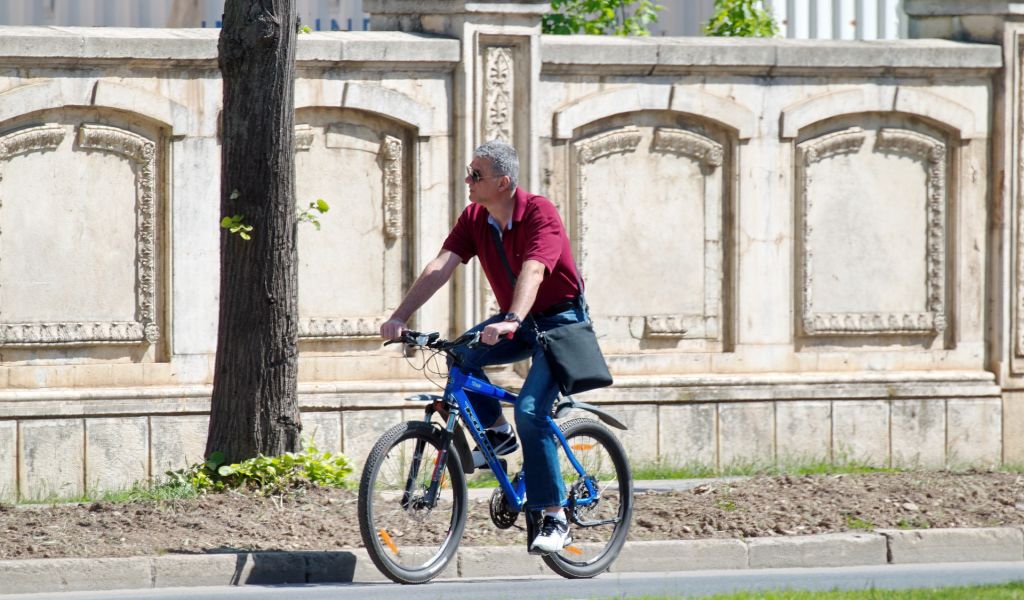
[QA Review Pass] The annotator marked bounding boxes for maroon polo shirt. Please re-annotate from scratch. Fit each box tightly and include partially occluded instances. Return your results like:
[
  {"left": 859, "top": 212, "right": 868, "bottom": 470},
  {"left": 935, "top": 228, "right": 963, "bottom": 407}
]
[{"left": 442, "top": 187, "right": 582, "bottom": 314}]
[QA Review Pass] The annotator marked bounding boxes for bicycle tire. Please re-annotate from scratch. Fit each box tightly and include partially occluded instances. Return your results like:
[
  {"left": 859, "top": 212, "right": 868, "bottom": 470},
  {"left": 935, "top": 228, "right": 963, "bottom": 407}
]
[
  {"left": 357, "top": 420, "right": 468, "bottom": 584},
  {"left": 542, "top": 417, "right": 633, "bottom": 579}
]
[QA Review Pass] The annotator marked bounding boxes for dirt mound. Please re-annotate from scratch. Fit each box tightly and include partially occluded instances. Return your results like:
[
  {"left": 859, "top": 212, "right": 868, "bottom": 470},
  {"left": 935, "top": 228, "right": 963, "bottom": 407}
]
[{"left": 1, "top": 471, "right": 1021, "bottom": 560}]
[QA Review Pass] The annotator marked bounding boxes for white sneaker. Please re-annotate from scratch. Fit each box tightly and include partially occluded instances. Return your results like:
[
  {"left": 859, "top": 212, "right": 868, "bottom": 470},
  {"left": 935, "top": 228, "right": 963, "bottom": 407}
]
[{"left": 530, "top": 514, "right": 571, "bottom": 554}]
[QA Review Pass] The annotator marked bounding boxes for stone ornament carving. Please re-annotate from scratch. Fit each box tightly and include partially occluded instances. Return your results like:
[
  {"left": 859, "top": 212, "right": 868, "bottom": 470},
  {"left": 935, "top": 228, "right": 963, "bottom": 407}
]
[
  {"left": 299, "top": 317, "right": 383, "bottom": 339},
  {"left": 652, "top": 127, "right": 723, "bottom": 171},
  {"left": 294, "top": 124, "right": 315, "bottom": 151},
  {"left": 576, "top": 125, "right": 723, "bottom": 340},
  {"left": 0, "top": 124, "right": 64, "bottom": 158},
  {"left": 0, "top": 123, "right": 160, "bottom": 347},
  {"left": 381, "top": 134, "right": 403, "bottom": 241},
  {"left": 483, "top": 46, "right": 514, "bottom": 144},
  {"left": 297, "top": 128, "right": 404, "bottom": 341},
  {"left": 799, "top": 126, "right": 946, "bottom": 336}
]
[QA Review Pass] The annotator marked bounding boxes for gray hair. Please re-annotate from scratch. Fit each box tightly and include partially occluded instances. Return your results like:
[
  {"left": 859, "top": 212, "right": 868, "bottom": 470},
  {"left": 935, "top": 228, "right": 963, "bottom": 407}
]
[{"left": 474, "top": 140, "right": 519, "bottom": 190}]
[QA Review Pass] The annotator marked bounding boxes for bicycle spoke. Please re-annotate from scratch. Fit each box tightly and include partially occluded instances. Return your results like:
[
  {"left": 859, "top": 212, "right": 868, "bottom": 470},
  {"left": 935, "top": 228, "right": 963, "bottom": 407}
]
[
  {"left": 359, "top": 422, "right": 467, "bottom": 583},
  {"left": 543, "top": 418, "right": 632, "bottom": 578}
]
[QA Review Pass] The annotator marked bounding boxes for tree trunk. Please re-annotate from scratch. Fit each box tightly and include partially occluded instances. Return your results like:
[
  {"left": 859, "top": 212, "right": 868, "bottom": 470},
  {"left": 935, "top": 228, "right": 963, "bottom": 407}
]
[{"left": 207, "top": 0, "right": 301, "bottom": 463}]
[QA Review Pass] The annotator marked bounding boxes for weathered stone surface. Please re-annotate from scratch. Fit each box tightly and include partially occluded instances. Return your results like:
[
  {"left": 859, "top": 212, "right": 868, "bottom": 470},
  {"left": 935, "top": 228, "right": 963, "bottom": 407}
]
[
  {"left": 776, "top": 401, "right": 831, "bottom": 463},
  {"left": 891, "top": 400, "right": 946, "bottom": 469},
  {"left": 0, "top": 421, "right": 15, "bottom": 501},
  {"left": 20, "top": 419, "right": 84, "bottom": 500},
  {"left": 1003, "top": 392, "right": 1024, "bottom": 464},
  {"left": 606, "top": 404, "right": 657, "bottom": 465},
  {"left": 659, "top": 403, "right": 717, "bottom": 468},
  {"left": 947, "top": 398, "right": 1001, "bottom": 468},
  {"left": 342, "top": 410, "right": 403, "bottom": 470},
  {"left": 747, "top": 533, "right": 888, "bottom": 568},
  {"left": 85, "top": 417, "right": 149, "bottom": 492},
  {"left": 302, "top": 411, "right": 342, "bottom": 455},
  {"left": 718, "top": 402, "right": 774, "bottom": 467},
  {"left": 832, "top": 401, "right": 890, "bottom": 467},
  {"left": 881, "top": 527, "right": 1024, "bottom": 564},
  {"left": 150, "top": 415, "right": 209, "bottom": 474}
]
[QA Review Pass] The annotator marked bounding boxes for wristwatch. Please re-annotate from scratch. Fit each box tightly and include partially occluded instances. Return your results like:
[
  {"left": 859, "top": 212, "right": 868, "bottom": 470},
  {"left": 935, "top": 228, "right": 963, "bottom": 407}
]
[{"left": 503, "top": 312, "right": 522, "bottom": 326}]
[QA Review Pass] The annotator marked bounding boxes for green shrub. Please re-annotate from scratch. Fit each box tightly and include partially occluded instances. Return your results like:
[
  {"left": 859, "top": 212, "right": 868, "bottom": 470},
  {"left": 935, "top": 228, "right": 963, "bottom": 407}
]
[
  {"left": 704, "top": 0, "right": 779, "bottom": 38},
  {"left": 543, "top": 0, "right": 663, "bottom": 36},
  {"left": 166, "top": 444, "right": 352, "bottom": 495}
]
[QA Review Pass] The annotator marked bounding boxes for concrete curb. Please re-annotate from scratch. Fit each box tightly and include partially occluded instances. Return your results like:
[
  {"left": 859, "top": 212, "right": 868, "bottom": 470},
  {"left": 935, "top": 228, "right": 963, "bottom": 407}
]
[{"left": 1, "top": 527, "right": 1021, "bottom": 594}]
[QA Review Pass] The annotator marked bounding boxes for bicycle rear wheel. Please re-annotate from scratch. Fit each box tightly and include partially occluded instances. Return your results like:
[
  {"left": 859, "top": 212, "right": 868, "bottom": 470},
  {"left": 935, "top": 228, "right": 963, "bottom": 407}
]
[
  {"left": 357, "top": 420, "right": 467, "bottom": 584},
  {"left": 543, "top": 417, "right": 633, "bottom": 579}
]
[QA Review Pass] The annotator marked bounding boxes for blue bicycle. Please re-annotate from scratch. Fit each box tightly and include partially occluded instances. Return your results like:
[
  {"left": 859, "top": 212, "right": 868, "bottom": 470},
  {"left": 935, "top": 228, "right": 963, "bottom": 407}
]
[{"left": 357, "top": 329, "right": 633, "bottom": 584}]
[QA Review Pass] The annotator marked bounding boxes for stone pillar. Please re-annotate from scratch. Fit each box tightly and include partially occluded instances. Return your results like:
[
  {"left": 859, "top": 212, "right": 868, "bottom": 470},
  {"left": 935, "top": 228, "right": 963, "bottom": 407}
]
[
  {"left": 363, "top": 0, "right": 548, "bottom": 331},
  {"left": 906, "top": 1, "right": 1024, "bottom": 461}
]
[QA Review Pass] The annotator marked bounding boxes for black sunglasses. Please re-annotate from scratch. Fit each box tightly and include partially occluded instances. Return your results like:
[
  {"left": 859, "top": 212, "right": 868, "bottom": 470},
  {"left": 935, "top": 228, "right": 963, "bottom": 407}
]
[{"left": 466, "top": 165, "right": 499, "bottom": 184}]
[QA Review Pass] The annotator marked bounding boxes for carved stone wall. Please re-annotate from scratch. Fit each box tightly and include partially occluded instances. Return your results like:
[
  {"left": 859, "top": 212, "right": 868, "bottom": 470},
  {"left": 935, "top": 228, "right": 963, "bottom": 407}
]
[
  {"left": 0, "top": 118, "right": 161, "bottom": 349},
  {"left": 0, "top": 26, "right": 1005, "bottom": 500},
  {"left": 796, "top": 122, "right": 948, "bottom": 339},
  {"left": 569, "top": 114, "right": 727, "bottom": 352},
  {"left": 293, "top": 109, "right": 409, "bottom": 341}
]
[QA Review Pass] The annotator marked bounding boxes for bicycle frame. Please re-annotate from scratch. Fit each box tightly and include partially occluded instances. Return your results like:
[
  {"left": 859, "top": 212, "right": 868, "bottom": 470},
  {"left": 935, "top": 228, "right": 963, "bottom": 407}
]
[{"left": 422, "top": 362, "right": 600, "bottom": 514}]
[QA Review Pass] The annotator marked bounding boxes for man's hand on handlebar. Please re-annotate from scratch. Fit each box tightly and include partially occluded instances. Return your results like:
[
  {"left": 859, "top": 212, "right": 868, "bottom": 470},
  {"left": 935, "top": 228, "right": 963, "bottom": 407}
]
[
  {"left": 380, "top": 317, "right": 406, "bottom": 342},
  {"left": 481, "top": 320, "right": 518, "bottom": 345}
]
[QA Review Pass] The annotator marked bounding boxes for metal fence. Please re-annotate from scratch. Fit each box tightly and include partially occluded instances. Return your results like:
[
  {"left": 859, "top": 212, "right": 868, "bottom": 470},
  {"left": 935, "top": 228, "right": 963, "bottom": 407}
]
[{"left": 0, "top": 0, "right": 905, "bottom": 39}]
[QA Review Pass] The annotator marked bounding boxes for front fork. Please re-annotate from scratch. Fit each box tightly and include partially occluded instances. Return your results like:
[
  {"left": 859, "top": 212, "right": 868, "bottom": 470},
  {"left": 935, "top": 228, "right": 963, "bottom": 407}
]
[{"left": 413, "top": 402, "right": 459, "bottom": 509}]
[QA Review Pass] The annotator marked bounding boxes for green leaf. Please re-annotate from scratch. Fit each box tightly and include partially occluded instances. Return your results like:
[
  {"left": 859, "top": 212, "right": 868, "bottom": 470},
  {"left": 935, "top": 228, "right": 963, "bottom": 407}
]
[
  {"left": 217, "top": 465, "right": 236, "bottom": 476},
  {"left": 315, "top": 198, "right": 330, "bottom": 213},
  {"left": 229, "top": 189, "right": 240, "bottom": 200},
  {"left": 220, "top": 216, "right": 233, "bottom": 228},
  {"left": 239, "top": 231, "right": 251, "bottom": 240},
  {"left": 207, "top": 451, "right": 225, "bottom": 466}
]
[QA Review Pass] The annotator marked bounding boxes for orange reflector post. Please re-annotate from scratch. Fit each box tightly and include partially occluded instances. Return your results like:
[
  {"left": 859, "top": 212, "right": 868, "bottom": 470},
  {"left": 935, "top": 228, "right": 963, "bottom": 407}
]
[
  {"left": 563, "top": 545, "right": 583, "bottom": 555},
  {"left": 571, "top": 443, "right": 594, "bottom": 452},
  {"left": 378, "top": 529, "right": 399, "bottom": 555}
]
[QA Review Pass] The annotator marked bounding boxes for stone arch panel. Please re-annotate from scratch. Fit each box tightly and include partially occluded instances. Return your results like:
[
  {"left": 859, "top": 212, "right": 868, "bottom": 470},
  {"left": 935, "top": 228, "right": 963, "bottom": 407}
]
[
  {"left": 794, "top": 115, "right": 950, "bottom": 342},
  {"left": 0, "top": 110, "right": 165, "bottom": 353},
  {"left": 568, "top": 111, "right": 731, "bottom": 352},
  {"left": 294, "top": 107, "right": 413, "bottom": 342}
]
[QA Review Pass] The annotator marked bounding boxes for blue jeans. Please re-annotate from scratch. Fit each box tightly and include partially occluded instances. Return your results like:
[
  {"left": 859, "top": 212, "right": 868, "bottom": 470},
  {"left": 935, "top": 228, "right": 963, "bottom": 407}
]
[{"left": 447, "top": 304, "right": 586, "bottom": 510}]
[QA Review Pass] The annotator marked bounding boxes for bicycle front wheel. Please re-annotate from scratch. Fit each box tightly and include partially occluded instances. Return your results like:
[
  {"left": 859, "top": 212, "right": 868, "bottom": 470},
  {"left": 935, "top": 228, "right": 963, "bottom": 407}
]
[
  {"left": 544, "top": 417, "right": 633, "bottom": 579},
  {"left": 357, "top": 420, "right": 468, "bottom": 584}
]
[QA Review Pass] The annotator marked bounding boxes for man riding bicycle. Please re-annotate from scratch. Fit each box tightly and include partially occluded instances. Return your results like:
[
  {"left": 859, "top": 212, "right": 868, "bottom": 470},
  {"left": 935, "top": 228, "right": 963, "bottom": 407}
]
[{"left": 380, "top": 139, "right": 587, "bottom": 554}]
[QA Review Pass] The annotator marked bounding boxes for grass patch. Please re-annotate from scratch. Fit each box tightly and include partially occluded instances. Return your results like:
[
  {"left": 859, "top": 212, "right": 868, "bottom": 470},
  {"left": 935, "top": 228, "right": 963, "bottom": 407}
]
[
  {"left": 597, "top": 581, "right": 1024, "bottom": 599},
  {"left": 630, "top": 457, "right": 899, "bottom": 481},
  {"left": 844, "top": 515, "right": 875, "bottom": 530},
  {"left": 14, "top": 481, "right": 199, "bottom": 506}
]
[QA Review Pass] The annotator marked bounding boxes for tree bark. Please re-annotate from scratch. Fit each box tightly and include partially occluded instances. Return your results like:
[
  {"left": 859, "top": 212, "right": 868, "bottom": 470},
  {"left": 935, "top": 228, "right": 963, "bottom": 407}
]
[{"left": 207, "top": 0, "right": 302, "bottom": 463}]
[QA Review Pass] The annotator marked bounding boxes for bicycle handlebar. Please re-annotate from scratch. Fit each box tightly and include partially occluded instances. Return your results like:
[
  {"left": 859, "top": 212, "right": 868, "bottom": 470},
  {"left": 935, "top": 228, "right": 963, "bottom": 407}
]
[{"left": 384, "top": 329, "right": 480, "bottom": 352}]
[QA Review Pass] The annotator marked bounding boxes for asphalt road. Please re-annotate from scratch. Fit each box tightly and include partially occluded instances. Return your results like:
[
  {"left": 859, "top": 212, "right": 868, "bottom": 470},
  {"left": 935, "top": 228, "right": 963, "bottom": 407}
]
[{"left": 7, "top": 562, "right": 1024, "bottom": 600}]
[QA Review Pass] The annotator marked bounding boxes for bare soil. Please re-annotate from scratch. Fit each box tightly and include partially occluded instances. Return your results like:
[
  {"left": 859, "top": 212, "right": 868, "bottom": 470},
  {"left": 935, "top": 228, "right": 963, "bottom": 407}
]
[{"left": 1, "top": 471, "right": 1022, "bottom": 560}]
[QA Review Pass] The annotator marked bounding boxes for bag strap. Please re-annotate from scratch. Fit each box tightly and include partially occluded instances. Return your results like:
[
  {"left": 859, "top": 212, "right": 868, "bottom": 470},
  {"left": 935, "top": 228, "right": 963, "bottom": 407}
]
[{"left": 488, "top": 224, "right": 518, "bottom": 286}]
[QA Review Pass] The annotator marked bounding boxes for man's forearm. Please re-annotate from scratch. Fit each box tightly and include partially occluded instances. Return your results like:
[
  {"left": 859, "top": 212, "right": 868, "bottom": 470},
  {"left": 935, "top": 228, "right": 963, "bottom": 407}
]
[
  {"left": 507, "top": 260, "right": 545, "bottom": 318},
  {"left": 389, "top": 253, "right": 459, "bottom": 322}
]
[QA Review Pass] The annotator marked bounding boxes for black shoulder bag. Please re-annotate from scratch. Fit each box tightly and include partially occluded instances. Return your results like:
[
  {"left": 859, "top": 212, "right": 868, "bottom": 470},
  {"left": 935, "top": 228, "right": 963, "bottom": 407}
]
[{"left": 489, "top": 226, "right": 613, "bottom": 396}]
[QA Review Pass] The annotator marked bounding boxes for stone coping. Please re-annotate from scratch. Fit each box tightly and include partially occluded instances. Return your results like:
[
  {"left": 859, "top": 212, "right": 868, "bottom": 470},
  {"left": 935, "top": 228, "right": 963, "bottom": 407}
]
[
  {"left": 541, "top": 36, "right": 1003, "bottom": 74},
  {"left": 0, "top": 27, "right": 1000, "bottom": 74},
  {"left": 0, "top": 528, "right": 1019, "bottom": 594},
  {"left": 0, "top": 27, "right": 460, "bottom": 65}
]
